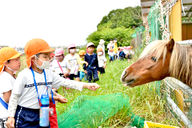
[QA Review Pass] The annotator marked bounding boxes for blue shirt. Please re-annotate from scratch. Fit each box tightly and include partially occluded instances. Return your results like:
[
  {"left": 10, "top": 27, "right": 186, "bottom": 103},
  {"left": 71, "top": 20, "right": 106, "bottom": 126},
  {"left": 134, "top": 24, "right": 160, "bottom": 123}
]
[{"left": 84, "top": 53, "right": 98, "bottom": 70}]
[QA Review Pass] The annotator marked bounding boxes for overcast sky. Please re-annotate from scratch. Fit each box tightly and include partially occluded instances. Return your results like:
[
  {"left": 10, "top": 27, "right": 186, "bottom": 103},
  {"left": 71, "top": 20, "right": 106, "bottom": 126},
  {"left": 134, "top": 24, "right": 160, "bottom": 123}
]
[{"left": 0, "top": 0, "right": 140, "bottom": 47}]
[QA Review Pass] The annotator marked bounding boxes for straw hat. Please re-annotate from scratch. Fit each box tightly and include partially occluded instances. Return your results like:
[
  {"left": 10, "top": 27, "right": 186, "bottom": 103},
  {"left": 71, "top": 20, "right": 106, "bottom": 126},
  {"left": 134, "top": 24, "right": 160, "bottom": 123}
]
[
  {"left": 0, "top": 47, "right": 21, "bottom": 72},
  {"left": 24, "top": 38, "right": 54, "bottom": 67}
]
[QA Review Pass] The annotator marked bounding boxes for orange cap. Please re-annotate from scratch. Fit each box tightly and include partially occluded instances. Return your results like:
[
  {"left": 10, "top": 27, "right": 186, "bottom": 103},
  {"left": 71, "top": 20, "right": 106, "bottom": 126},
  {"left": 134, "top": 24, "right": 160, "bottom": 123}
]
[
  {"left": 24, "top": 38, "right": 54, "bottom": 67},
  {"left": 0, "top": 47, "right": 21, "bottom": 72}
]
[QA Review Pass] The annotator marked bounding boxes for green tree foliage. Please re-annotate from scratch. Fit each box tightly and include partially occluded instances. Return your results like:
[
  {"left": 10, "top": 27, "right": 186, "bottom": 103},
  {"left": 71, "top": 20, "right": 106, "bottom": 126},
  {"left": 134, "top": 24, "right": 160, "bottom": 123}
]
[{"left": 86, "top": 6, "right": 142, "bottom": 46}]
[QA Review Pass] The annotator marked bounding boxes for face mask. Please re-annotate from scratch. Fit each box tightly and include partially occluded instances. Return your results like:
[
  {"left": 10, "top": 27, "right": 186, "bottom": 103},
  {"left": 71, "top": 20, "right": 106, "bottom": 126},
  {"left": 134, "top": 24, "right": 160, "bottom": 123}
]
[
  {"left": 6, "top": 66, "right": 17, "bottom": 74},
  {"left": 35, "top": 56, "right": 50, "bottom": 70},
  {"left": 98, "top": 52, "right": 103, "bottom": 56},
  {"left": 70, "top": 49, "right": 76, "bottom": 54}
]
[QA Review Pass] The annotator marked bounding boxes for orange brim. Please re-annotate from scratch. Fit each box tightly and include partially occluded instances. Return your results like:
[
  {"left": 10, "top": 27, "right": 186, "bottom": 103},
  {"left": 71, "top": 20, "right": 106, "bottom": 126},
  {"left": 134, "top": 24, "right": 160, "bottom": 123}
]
[
  {"left": 0, "top": 53, "right": 21, "bottom": 72},
  {"left": 26, "top": 48, "right": 55, "bottom": 67},
  {"left": 39, "top": 48, "right": 55, "bottom": 53},
  {"left": 9, "top": 53, "right": 21, "bottom": 60}
]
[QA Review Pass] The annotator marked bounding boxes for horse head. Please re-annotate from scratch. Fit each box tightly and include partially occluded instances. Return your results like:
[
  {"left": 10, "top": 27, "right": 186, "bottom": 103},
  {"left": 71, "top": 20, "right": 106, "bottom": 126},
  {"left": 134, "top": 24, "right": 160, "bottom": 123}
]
[{"left": 121, "top": 39, "right": 175, "bottom": 87}]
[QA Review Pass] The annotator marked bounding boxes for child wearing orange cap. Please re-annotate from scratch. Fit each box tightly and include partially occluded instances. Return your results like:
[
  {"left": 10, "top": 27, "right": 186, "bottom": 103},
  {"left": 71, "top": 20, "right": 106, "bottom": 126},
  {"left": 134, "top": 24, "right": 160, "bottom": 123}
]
[
  {"left": 6, "top": 39, "right": 100, "bottom": 128},
  {"left": 78, "top": 50, "right": 88, "bottom": 81},
  {"left": 0, "top": 47, "right": 21, "bottom": 128}
]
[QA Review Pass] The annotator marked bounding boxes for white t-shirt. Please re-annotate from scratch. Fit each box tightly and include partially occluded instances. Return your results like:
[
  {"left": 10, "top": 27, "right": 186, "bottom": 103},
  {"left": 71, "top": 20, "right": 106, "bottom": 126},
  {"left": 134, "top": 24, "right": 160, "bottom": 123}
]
[
  {"left": 64, "top": 54, "right": 79, "bottom": 75},
  {"left": 50, "top": 59, "right": 68, "bottom": 74},
  {"left": 12, "top": 68, "right": 83, "bottom": 109},
  {"left": 0, "top": 72, "right": 15, "bottom": 119},
  {"left": 97, "top": 56, "right": 107, "bottom": 68},
  {"left": 107, "top": 43, "right": 114, "bottom": 56}
]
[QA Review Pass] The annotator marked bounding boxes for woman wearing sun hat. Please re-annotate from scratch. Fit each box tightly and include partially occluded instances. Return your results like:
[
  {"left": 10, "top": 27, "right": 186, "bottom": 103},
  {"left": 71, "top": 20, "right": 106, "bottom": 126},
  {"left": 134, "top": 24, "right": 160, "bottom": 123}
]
[
  {"left": 0, "top": 47, "right": 21, "bottom": 128},
  {"left": 6, "top": 39, "right": 99, "bottom": 128}
]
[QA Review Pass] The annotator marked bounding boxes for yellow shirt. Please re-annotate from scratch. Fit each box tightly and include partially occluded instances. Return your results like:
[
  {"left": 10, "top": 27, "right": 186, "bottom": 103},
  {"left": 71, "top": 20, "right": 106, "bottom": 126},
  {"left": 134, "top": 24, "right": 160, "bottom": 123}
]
[
  {"left": 78, "top": 57, "right": 86, "bottom": 72},
  {"left": 114, "top": 42, "right": 118, "bottom": 54}
]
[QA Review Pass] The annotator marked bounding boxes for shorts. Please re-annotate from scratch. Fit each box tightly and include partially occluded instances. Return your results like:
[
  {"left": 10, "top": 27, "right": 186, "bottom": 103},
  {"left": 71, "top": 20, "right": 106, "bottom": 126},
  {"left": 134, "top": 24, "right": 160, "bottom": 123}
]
[
  {"left": 15, "top": 105, "right": 50, "bottom": 128},
  {"left": 98, "top": 67, "right": 105, "bottom": 74}
]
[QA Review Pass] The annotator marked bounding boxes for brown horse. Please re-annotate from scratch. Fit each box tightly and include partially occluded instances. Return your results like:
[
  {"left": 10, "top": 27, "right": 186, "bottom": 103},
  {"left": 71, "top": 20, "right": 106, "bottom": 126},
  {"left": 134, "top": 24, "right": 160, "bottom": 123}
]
[{"left": 121, "top": 39, "right": 192, "bottom": 88}]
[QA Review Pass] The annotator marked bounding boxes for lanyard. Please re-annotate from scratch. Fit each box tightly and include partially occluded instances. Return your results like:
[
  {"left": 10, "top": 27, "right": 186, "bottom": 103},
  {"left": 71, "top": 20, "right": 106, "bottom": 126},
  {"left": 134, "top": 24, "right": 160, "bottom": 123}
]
[
  {"left": 30, "top": 67, "right": 55, "bottom": 105},
  {"left": 0, "top": 97, "right": 8, "bottom": 110},
  {"left": 57, "top": 60, "right": 64, "bottom": 74}
]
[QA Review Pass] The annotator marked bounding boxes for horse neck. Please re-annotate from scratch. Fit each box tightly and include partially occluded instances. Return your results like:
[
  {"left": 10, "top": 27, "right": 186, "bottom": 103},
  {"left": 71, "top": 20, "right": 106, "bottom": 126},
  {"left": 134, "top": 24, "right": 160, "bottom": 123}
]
[{"left": 169, "top": 44, "right": 192, "bottom": 87}]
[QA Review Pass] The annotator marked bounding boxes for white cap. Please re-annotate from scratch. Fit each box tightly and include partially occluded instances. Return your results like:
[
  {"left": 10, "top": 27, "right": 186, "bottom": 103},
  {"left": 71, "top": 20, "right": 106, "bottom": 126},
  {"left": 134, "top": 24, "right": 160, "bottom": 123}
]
[
  {"left": 86, "top": 42, "right": 95, "bottom": 48},
  {"left": 99, "top": 39, "right": 105, "bottom": 45}
]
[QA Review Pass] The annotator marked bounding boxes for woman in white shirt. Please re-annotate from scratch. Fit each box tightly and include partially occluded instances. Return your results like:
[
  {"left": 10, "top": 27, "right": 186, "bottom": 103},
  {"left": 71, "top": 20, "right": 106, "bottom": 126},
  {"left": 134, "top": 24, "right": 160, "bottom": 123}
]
[{"left": 0, "top": 47, "right": 21, "bottom": 128}]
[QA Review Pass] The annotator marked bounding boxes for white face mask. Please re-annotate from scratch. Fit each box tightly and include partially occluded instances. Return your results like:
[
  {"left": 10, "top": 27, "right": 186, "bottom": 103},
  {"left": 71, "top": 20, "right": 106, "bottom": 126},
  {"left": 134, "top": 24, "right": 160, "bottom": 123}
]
[
  {"left": 70, "top": 49, "right": 76, "bottom": 54},
  {"left": 98, "top": 52, "right": 103, "bottom": 56},
  {"left": 35, "top": 56, "right": 50, "bottom": 70}
]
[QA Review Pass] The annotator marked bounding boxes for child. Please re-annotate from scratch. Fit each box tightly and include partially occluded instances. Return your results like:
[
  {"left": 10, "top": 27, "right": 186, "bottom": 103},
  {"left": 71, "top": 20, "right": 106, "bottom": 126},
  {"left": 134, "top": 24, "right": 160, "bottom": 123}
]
[
  {"left": 0, "top": 47, "right": 21, "bottom": 128},
  {"left": 107, "top": 40, "right": 114, "bottom": 62},
  {"left": 78, "top": 50, "right": 88, "bottom": 81},
  {"left": 113, "top": 39, "right": 118, "bottom": 60},
  {"left": 64, "top": 44, "right": 80, "bottom": 81},
  {"left": 97, "top": 48, "right": 107, "bottom": 74},
  {"left": 6, "top": 39, "right": 100, "bottom": 128},
  {"left": 85, "top": 42, "right": 99, "bottom": 83},
  {"left": 119, "top": 48, "right": 125, "bottom": 60},
  {"left": 50, "top": 48, "right": 69, "bottom": 78}
]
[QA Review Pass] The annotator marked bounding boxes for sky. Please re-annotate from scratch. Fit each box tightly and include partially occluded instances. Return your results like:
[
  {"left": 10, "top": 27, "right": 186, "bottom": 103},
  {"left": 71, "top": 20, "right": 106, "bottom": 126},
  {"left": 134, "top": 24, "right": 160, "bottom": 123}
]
[{"left": 0, "top": 0, "right": 140, "bottom": 47}]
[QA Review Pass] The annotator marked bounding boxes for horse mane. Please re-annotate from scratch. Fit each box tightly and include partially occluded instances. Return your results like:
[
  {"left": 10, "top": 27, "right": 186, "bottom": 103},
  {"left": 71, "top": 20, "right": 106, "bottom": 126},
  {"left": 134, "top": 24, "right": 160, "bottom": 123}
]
[
  {"left": 139, "top": 40, "right": 192, "bottom": 87},
  {"left": 169, "top": 44, "right": 192, "bottom": 87},
  {"left": 139, "top": 40, "right": 168, "bottom": 63}
]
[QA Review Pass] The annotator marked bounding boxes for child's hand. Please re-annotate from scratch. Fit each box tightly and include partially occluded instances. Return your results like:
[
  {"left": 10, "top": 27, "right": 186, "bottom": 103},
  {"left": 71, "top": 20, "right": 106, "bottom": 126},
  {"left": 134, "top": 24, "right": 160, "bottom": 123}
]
[
  {"left": 85, "top": 62, "right": 88, "bottom": 66},
  {"left": 6, "top": 117, "right": 15, "bottom": 128},
  {"left": 57, "top": 96, "right": 68, "bottom": 103},
  {"left": 83, "top": 83, "right": 100, "bottom": 91},
  {"left": 54, "top": 93, "right": 68, "bottom": 103},
  {"left": 64, "top": 73, "right": 69, "bottom": 77}
]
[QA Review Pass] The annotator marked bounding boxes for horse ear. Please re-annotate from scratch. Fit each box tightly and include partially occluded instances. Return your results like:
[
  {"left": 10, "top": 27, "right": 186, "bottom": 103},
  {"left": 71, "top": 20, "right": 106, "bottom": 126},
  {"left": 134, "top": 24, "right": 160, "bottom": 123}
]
[{"left": 167, "top": 39, "right": 175, "bottom": 52}]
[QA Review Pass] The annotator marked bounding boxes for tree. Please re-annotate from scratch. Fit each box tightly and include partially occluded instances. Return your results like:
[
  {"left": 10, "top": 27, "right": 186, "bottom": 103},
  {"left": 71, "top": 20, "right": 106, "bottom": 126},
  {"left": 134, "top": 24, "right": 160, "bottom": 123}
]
[{"left": 86, "top": 6, "right": 142, "bottom": 47}]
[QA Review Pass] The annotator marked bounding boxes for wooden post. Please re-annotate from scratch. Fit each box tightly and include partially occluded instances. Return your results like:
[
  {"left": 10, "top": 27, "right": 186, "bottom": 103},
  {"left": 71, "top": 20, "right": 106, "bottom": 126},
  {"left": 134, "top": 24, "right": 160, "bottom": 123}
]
[{"left": 169, "top": 0, "right": 182, "bottom": 41}]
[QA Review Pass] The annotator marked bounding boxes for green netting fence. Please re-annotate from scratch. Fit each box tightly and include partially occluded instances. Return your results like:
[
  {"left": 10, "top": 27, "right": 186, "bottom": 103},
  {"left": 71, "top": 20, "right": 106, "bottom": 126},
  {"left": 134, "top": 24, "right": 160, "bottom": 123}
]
[
  {"left": 57, "top": 93, "right": 144, "bottom": 128},
  {"left": 147, "top": 0, "right": 163, "bottom": 41}
]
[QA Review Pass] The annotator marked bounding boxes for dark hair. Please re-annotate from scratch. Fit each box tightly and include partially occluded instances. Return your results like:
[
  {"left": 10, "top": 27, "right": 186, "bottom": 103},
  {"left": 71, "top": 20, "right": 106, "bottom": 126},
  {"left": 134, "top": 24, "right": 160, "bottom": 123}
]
[
  {"left": 7, "top": 60, "right": 10, "bottom": 63},
  {"left": 36, "top": 53, "right": 41, "bottom": 57}
]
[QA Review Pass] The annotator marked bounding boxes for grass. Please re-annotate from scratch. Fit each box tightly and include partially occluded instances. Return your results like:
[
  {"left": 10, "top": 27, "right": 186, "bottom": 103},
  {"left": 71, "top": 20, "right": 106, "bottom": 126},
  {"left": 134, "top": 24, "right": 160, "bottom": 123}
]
[
  {"left": 18, "top": 51, "right": 179, "bottom": 127},
  {"left": 55, "top": 54, "right": 180, "bottom": 127}
]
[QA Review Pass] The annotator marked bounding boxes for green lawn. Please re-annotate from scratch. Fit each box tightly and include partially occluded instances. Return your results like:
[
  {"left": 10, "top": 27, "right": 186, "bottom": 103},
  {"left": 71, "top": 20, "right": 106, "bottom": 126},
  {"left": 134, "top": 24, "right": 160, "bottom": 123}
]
[{"left": 56, "top": 57, "right": 180, "bottom": 127}]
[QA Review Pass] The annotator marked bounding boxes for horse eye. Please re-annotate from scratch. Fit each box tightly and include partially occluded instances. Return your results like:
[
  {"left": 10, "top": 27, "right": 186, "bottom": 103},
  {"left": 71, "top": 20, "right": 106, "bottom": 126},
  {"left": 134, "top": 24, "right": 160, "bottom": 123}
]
[{"left": 151, "top": 56, "right": 157, "bottom": 62}]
